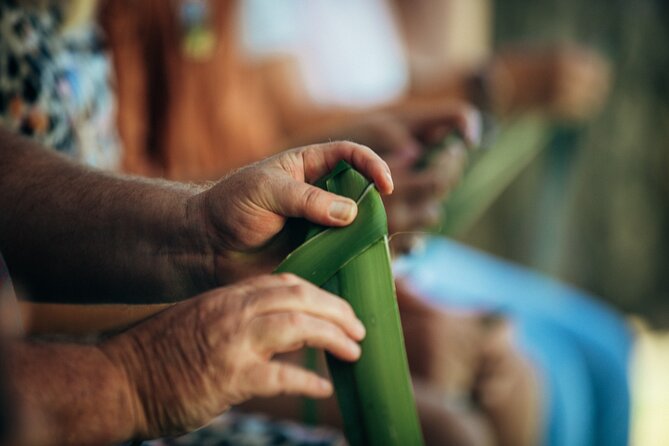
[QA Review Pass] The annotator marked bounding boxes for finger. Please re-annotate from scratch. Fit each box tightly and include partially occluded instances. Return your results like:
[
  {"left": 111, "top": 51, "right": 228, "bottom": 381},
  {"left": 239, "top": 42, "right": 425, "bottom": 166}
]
[
  {"left": 244, "top": 362, "right": 333, "bottom": 399},
  {"left": 235, "top": 272, "right": 303, "bottom": 290},
  {"left": 248, "top": 312, "right": 362, "bottom": 361},
  {"left": 367, "top": 119, "right": 422, "bottom": 165},
  {"left": 268, "top": 175, "right": 360, "bottom": 226},
  {"left": 298, "top": 141, "right": 394, "bottom": 194},
  {"left": 392, "top": 168, "right": 450, "bottom": 199},
  {"left": 403, "top": 201, "right": 442, "bottom": 230},
  {"left": 248, "top": 280, "right": 365, "bottom": 340},
  {"left": 405, "top": 102, "right": 482, "bottom": 148},
  {"left": 429, "top": 144, "right": 467, "bottom": 189},
  {"left": 393, "top": 144, "right": 466, "bottom": 198},
  {"left": 198, "top": 274, "right": 309, "bottom": 319},
  {"left": 385, "top": 152, "right": 417, "bottom": 172},
  {"left": 386, "top": 197, "right": 442, "bottom": 233}
]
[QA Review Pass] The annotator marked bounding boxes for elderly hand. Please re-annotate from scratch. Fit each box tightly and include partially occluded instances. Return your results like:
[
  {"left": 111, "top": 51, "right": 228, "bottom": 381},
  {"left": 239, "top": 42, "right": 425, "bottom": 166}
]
[
  {"left": 101, "top": 273, "right": 365, "bottom": 439},
  {"left": 189, "top": 141, "right": 393, "bottom": 282}
]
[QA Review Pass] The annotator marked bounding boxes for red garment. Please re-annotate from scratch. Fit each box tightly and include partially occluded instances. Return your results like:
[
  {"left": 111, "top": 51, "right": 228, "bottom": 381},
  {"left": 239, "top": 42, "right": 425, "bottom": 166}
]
[{"left": 100, "top": 0, "right": 282, "bottom": 180}]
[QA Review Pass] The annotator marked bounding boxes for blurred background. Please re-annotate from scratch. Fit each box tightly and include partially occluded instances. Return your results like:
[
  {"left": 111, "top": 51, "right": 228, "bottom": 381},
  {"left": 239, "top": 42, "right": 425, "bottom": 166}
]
[
  {"left": 1, "top": 0, "right": 667, "bottom": 444},
  {"left": 237, "top": 0, "right": 669, "bottom": 444},
  {"left": 241, "top": 0, "right": 669, "bottom": 325}
]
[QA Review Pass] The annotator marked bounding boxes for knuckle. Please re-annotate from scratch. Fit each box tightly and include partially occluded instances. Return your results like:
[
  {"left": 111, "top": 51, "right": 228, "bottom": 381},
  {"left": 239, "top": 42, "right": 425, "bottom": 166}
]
[
  {"left": 195, "top": 294, "right": 219, "bottom": 319},
  {"left": 276, "top": 366, "right": 292, "bottom": 391},
  {"left": 332, "top": 298, "right": 355, "bottom": 321},
  {"left": 275, "top": 272, "right": 298, "bottom": 284},
  {"left": 239, "top": 298, "right": 259, "bottom": 323},
  {"left": 339, "top": 298, "right": 355, "bottom": 316},
  {"left": 321, "top": 323, "right": 341, "bottom": 341},
  {"left": 301, "top": 186, "right": 323, "bottom": 211},
  {"left": 288, "top": 283, "right": 310, "bottom": 302},
  {"left": 286, "top": 311, "right": 307, "bottom": 328}
]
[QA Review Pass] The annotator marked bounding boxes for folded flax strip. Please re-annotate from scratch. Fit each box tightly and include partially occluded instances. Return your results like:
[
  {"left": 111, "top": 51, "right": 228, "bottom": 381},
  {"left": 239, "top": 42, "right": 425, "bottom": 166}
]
[{"left": 275, "top": 161, "right": 424, "bottom": 446}]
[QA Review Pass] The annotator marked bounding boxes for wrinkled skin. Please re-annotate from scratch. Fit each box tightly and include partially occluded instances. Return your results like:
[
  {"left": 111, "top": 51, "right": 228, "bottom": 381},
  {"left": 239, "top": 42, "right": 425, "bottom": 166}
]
[{"left": 102, "top": 273, "right": 365, "bottom": 439}]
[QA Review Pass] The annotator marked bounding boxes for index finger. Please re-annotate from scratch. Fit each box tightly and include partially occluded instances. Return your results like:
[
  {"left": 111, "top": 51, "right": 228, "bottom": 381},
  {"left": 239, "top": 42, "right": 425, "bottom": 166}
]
[
  {"left": 404, "top": 102, "right": 482, "bottom": 149},
  {"left": 297, "top": 141, "right": 394, "bottom": 195}
]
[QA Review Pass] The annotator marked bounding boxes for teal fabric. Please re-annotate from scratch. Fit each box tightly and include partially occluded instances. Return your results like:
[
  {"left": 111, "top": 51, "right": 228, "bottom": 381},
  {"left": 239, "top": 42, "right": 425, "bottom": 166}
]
[{"left": 396, "top": 236, "right": 632, "bottom": 446}]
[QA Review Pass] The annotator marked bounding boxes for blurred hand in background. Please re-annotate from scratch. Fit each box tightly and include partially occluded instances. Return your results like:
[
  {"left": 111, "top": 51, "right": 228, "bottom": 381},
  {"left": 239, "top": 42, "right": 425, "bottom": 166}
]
[{"left": 489, "top": 45, "right": 612, "bottom": 120}]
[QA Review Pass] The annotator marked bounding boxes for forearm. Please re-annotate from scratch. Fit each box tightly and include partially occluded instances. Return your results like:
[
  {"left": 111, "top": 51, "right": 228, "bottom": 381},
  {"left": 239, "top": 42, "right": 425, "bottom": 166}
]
[
  {"left": 0, "top": 128, "right": 214, "bottom": 303},
  {"left": 5, "top": 339, "right": 139, "bottom": 446}
]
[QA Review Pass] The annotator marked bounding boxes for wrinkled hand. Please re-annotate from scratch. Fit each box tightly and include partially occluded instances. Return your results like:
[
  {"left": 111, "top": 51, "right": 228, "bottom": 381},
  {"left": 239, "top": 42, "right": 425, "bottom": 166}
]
[
  {"left": 190, "top": 141, "right": 393, "bottom": 281},
  {"left": 490, "top": 45, "right": 611, "bottom": 120},
  {"left": 102, "top": 273, "right": 365, "bottom": 439},
  {"left": 198, "top": 141, "right": 393, "bottom": 250}
]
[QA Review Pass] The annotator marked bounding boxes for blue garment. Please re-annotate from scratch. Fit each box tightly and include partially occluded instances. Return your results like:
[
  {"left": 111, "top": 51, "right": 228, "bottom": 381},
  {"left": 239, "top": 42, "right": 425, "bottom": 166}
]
[{"left": 395, "top": 236, "right": 633, "bottom": 446}]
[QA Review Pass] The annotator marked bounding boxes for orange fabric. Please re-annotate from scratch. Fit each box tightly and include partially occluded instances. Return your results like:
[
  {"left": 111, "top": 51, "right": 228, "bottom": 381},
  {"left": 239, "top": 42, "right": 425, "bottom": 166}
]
[{"left": 100, "top": 0, "right": 282, "bottom": 180}]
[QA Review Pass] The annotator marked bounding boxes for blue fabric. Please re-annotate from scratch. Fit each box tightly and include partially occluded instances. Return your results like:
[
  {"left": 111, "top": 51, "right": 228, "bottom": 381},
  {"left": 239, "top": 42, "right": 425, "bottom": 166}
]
[{"left": 395, "top": 236, "right": 633, "bottom": 446}]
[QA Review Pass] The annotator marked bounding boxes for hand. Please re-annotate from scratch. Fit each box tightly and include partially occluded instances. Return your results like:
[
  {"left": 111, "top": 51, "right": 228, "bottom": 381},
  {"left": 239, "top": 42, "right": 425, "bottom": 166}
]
[
  {"left": 198, "top": 141, "right": 392, "bottom": 250},
  {"left": 396, "top": 280, "right": 541, "bottom": 446},
  {"left": 325, "top": 103, "right": 480, "bottom": 249},
  {"left": 490, "top": 45, "right": 611, "bottom": 120},
  {"left": 384, "top": 134, "right": 468, "bottom": 241},
  {"left": 396, "top": 280, "right": 484, "bottom": 398},
  {"left": 190, "top": 141, "right": 393, "bottom": 281},
  {"left": 101, "top": 273, "right": 366, "bottom": 439},
  {"left": 473, "top": 321, "right": 542, "bottom": 446},
  {"left": 328, "top": 102, "right": 480, "bottom": 167}
]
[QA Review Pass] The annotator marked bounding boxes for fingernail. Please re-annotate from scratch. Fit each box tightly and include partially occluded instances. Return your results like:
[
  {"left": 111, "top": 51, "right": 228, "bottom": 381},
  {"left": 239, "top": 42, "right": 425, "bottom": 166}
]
[
  {"left": 319, "top": 379, "right": 333, "bottom": 393},
  {"left": 353, "top": 319, "right": 366, "bottom": 340},
  {"left": 328, "top": 200, "right": 356, "bottom": 222},
  {"left": 384, "top": 171, "right": 394, "bottom": 193},
  {"left": 349, "top": 340, "right": 361, "bottom": 358}
]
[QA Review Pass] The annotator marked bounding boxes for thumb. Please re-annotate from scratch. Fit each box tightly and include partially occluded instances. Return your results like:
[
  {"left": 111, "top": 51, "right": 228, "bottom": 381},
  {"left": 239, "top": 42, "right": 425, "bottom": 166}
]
[{"left": 271, "top": 178, "right": 359, "bottom": 226}]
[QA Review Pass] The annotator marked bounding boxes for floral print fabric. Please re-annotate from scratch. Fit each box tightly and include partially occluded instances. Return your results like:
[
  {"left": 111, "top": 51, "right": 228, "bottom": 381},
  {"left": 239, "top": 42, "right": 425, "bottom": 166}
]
[
  {"left": 146, "top": 410, "right": 345, "bottom": 446},
  {"left": 0, "top": 1, "right": 120, "bottom": 169}
]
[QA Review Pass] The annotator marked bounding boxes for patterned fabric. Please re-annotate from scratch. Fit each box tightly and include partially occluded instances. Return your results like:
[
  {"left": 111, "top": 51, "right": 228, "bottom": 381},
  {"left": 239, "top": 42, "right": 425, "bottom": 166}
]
[
  {"left": 0, "top": 0, "right": 120, "bottom": 169},
  {"left": 146, "top": 411, "right": 345, "bottom": 446}
]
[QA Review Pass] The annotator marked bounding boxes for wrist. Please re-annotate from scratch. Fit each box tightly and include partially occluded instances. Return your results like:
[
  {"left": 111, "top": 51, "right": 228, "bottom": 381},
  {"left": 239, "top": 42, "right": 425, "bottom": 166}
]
[
  {"left": 180, "top": 190, "right": 219, "bottom": 290},
  {"left": 142, "top": 181, "right": 218, "bottom": 298},
  {"left": 185, "top": 190, "right": 276, "bottom": 288},
  {"left": 99, "top": 337, "right": 150, "bottom": 440},
  {"left": 7, "top": 340, "right": 146, "bottom": 445}
]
